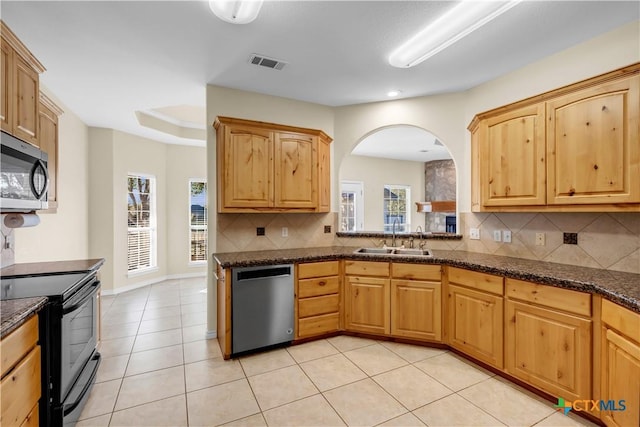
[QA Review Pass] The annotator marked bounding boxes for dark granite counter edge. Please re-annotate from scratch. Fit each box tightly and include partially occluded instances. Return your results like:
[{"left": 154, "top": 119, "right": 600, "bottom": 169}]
[
  {"left": 1, "top": 297, "right": 47, "bottom": 338},
  {"left": 337, "top": 231, "right": 462, "bottom": 240},
  {"left": 214, "top": 248, "right": 640, "bottom": 314},
  {"left": 0, "top": 258, "right": 105, "bottom": 278}
]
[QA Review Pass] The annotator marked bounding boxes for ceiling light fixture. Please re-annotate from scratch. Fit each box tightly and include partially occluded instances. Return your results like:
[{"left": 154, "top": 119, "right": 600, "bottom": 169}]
[
  {"left": 209, "top": 0, "right": 264, "bottom": 24},
  {"left": 387, "top": 90, "right": 402, "bottom": 97},
  {"left": 388, "top": 0, "right": 522, "bottom": 68}
]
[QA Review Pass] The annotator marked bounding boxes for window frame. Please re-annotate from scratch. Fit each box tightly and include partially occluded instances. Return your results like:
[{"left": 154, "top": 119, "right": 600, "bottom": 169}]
[
  {"left": 127, "top": 173, "right": 157, "bottom": 276},
  {"left": 189, "top": 178, "right": 208, "bottom": 265},
  {"left": 383, "top": 184, "right": 411, "bottom": 232}
]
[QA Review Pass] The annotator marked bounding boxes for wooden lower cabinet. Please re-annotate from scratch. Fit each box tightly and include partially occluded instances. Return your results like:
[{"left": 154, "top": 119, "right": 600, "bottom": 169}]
[
  {"left": 600, "top": 299, "right": 640, "bottom": 427},
  {"left": 0, "top": 315, "right": 41, "bottom": 427},
  {"left": 505, "top": 300, "right": 591, "bottom": 401},
  {"left": 296, "top": 261, "right": 340, "bottom": 338},
  {"left": 344, "top": 275, "right": 390, "bottom": 335},
  {"left": 391, "top": 263, "right": 442, "bottom": 341}
]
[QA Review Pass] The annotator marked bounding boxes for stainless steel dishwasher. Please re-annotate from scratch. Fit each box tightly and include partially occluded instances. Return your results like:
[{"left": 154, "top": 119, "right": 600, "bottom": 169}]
[{"left": 232, "top": 264, "right": 294, "bottom": 354}]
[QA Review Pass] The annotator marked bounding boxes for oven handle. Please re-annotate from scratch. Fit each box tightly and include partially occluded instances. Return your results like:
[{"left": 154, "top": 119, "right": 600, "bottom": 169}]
[
  {"left": 63, "top": 279, "right": 100, "bottom": 315},
  {"left": 63, "top": 352, "right": 101, "bottom": 416}
]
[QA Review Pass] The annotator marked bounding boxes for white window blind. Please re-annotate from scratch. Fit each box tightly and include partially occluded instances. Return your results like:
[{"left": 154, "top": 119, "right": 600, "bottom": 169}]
[
  {"left": 383, "top": 184, "right": 410, "bottom": 232},
  {"left": 127, "top": 174, "right": 156, "bottom": 272},
  {"left": 190, "top": 180, "right": 207, "bottom": 263}
]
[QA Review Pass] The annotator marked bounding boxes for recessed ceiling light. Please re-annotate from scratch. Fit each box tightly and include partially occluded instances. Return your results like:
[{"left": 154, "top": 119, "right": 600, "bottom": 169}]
[
  {"left": 387, "top": 90, "right": 401, "bottom": 97},
  {"left": 209, "top": 0, "right": 264, "bottom": 24},
  {"left": 389, "top": 0, "right": 522, "bottom": 68}
]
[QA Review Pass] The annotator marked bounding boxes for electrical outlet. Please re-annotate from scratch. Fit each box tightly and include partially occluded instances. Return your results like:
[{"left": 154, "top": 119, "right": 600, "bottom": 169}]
[
  {"left": 281, "top": 227, "right": 288, "bottom": 237},
  {"left": 256, "top": 227, "right": 265, "bottom": 236},
  {"left": 324, "top": 225, "right": 332, "bottom": 233},
  {"left": 563, "top": 232, "right": 578, "bottom": 245},
  {"left": 503, "top": 230, "right": 512, "bottom": 243},
  {"left": 535, "top": 232, "right": 545, "bottom": 246},
  {"left": 469, "top": 228, "right": 480, "bottom": 240},
  {"left": 493, "top": 230, "right": 502, "bottom": 242}
]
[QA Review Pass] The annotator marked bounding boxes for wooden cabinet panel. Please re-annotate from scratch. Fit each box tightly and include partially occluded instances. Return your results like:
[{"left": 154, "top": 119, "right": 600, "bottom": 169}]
[
  {"left": 317, "top": 135, "right": 331, "bottom": 212},
  {"left": 344, "top": 275, "right": 390, "bottom": 335},
  {"left": 19, "top": 403, "right": 38, "bottom": 427},
  {"left": 344, "top": 261, "right": 390, "bottom": 277},
  {"left": 547, "top": 75, "right": 640, "bottom": 205},
  {"left": 392, "top": 263, "right": 441, "bottom": 281},
  {"left": 298, "top": 276, "right": 340, "bottom": 298},
  {"left": 391, "top": 279, "right": 441, "bottom": 341},
  {"left": 448, "top": 284, "right": 503, "bottom": 368},
  {"left": 298, "top": 313, "right": 340, "bottom": 338},
  {"left": 506, "top": 300, "right": 591, "bottom": 401},
  {"left": 38, "top": 94, "right": 62, "bottom": 212},
  {"left": 274, "top": 132, "right": 317, "bottom": 209},
  {"left": 601, "top": 299, "right": 640, "bottom": 339},
  {"left": 481, "top": 103, "right": 546, "bottom": 206},
  {"left": 216, "top": 266, "right": 231, "bottom": 359},
  {"left": 0, "top": 345, "right": 40, "bottom": 427},
  {"left": 447, "top": 267, "right": 503, "bottom": 296},
  {"left": 0, "top": 41, "right": 12, "bottom": 133},
  {"left": 299, "top": 294, "right": 340, "bottom": 318},
  {"left": 219, "top": 125, "right": 273, "bottom": 209},
  {"left": 13, "top": 54, "right": 39, "bottom": 146},
  {"left": 299, "top": 261, "right": 339, "bottom": 279},
  {"left": 506, "top": 278, "right": 591, "bottom": 317},
  {"left": 0, "top": 315, "right": 38, "bottom": 377}
]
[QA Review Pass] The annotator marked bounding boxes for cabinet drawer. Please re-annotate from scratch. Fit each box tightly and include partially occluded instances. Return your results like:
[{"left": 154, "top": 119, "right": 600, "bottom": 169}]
[
  {"left": 345, "top": 261, "right": 389, "bottom": 277},
  {"left": 298, "top": 261, "right": 339, "bottom": 279},
  {"left": 0, "top": 345, "right": 41, "bottom": 427},
  {"left": 447, "top": 267, "right": 503, "bottom": 295},
  {"left": 298, "top": 276, "right": 339, "bottom": 298},
  {"left": 0, "top": 315, "right": 38, "bottom": 378},
  {"left": 298, "top": 313, "right": 340, "bottom": 338},
  {"left": 299, "top": 294, "right": 339, "bottom": 318},
  {"left": 392, "top": 263, "right": 441, "bottom": 281},
  {"left": 602, "top": 299, "right": 640, "bottom": 340},
  {"left": 506, "top": 278, "right": 591, "bottom": 317}
]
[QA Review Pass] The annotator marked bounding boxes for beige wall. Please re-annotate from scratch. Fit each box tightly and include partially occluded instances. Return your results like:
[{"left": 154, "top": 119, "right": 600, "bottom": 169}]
[
  {"left": 14, "top": 87, "right": 90, "bottom": 263},
  {"left": 89, "top": 129, "right": 206, "bottom": 293},
  {"left": 340, "top": 155, "right": 425, "bottom": 231}
]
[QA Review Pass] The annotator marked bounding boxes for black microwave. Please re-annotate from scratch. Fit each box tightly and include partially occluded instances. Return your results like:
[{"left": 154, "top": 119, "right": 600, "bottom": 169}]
[{"left": 1, "top": 131, "right": 49, "bottom": 212}]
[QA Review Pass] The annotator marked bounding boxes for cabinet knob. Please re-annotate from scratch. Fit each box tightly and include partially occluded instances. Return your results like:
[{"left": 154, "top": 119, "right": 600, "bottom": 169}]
[{"left": 318, "top": 281, "right": 326, "bottom": 286}]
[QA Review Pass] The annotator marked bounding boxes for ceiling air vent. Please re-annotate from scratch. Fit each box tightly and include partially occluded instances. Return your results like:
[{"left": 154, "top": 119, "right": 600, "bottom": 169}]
[{"left": 249, "top": 54, "right": 287, "bottom": 70}]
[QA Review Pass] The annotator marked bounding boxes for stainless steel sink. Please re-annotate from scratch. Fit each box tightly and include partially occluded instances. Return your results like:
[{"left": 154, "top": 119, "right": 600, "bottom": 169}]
[
  {"left": 353, "top": 247, "right": 433, "bottom": 257},
  {"left": 353, "top": 247, "right": 394, "bottom": 254}
]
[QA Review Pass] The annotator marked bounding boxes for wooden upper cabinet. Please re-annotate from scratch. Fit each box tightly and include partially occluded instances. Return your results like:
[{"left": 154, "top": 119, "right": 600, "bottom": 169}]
[
  {"left": 469, "top": 63, "right": 640, "bottom": 212},
  {"left": 38, "top": 93, "right": 63, "bottom": 212},
  {"left": 274, "top": 132, "right": 317, "bottom": 209},
  {"left": 218, "top": 124, "right": 273, "bottom": 209},
  {"left": 215, "top": 116, "right": 332, "bottom": 213},
  {"left": 481, "top": 103, "right": 546, "bottom": 207},
  {"left": 0, "top": 21, "right": 45, "bottom": 146},
  {"left": 547, "top": 75, "right": 639, "bottom": 205}
]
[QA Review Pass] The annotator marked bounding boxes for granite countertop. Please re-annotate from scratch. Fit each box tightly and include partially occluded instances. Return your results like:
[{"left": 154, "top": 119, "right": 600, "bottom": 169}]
[
  {"left": 1, "top": 297, "right": 47, "bottom": 338},
  {"left": 214, "top": 246, "right": 640, "bottom": 314},
  {"left": 0, "top": 258, "right": 105, "bottom": 278}
]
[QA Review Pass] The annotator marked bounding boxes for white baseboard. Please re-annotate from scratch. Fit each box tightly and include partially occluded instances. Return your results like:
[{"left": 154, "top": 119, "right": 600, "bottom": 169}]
[
  {"left": 101, "top": 273, "right": 207, "bottom": 296},
  {"left": 206, "top": 330, "right": 217, "bottom": 339}
]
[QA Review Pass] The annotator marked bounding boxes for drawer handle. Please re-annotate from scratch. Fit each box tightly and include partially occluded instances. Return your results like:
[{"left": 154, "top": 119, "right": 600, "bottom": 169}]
[{"left": 318, "top": 281, "right": 326, "bottom": 286}]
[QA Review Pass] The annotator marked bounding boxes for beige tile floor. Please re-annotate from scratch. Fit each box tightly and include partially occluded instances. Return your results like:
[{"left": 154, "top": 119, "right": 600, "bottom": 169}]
[{"left": 78, "top": 278, "right": 598, "bottom": 427}]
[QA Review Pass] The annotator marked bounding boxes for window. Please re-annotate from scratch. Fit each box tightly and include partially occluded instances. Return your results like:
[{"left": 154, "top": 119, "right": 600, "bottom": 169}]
[
  {"left": 383, "top": 184, "right": 410, "bottom": 232},
  {"left": 190, "top": 179, "right": 207, "bottom": 263},
  {"left": 127, "top": 174, "right": 156, "bottom": 273},
  {"left": 340, "top": 181, "right": 364, "bottom": 231}
]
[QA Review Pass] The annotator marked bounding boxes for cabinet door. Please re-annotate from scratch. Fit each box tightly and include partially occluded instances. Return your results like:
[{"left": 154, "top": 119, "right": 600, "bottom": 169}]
[
  {"left": 12, "top": 54, "right": 39, "bottom": 146},
  {"left": 38, "top": 100, "right": 59, "bottom": 210},
  {"left": 481, "top": 103, "right": 546, "bottom": 206},
  {"left": 601, "top": 328, "right": 640, "bottom": 427},
  {"left": 391, "top": 279, "right": 441, "bottom": 341},
  {"left": 0, "top": 41, "right": 12, "bottom": 133},
  {"left": 317, "top": 135, "right": 331, "bottom": 212},
  {"left": 547, "top": 75, "right": 640, "bottom": 204},
  {"left": 344, "top": 276, "right": 390, "bottom": 335},
  {"left": 219, "top": 126, "right": 273, "bottom": 210},
  {"left": 448, "top": 284, "right": 503, "bottom": 368},
  {"left": 274, "top": 132, "right": 317, "bottom": 209},
  {"left": 506, "top": 300, "right": 591, "bottom": 401}
]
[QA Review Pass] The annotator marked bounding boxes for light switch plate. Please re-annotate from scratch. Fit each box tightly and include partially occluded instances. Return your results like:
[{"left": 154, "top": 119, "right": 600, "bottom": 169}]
[
  {"left": 469, "top": 228, "right": 480, "bottom": 240},
  {"left": 493, "top": 230, "right": 502, "bottom": 242},
  {"left": 282, "top": 227, "right": 288, "bottom": 237},
  {"left": 503, "top": 230, "right": 512, "bottom": 243}
]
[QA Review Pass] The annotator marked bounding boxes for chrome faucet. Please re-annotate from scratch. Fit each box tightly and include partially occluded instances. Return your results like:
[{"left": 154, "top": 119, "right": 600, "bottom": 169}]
[
  {"left": 392, "top": 218, "right": 399, "bottom": 247},
  {"left": 415, "top": 225, "right": 423, "bottom": 249},
  {"left": 416, "top": 225, "right": 423, "bottom": 235}
]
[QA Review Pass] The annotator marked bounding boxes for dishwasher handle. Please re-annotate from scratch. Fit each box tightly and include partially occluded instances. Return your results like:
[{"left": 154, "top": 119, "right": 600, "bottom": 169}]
[{"left": 235, "top": 265, "right": 292, "bottom": 282}]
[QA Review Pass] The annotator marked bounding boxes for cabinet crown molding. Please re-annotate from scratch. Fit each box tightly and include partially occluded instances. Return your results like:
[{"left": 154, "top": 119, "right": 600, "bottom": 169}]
[
  {"left": 214, "top": 116, "right": 332, "bottom": 142},
  {"left": 1, "top": 20, "right": 46, "bottom": 73}
]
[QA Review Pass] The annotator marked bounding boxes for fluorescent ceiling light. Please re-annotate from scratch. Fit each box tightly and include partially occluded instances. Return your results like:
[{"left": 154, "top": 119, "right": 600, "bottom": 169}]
[
  {"left": 209, "top": 0, "right": 264, "bottom": 24},
  {"left": 389, "top": 0, "right": 521, "bottom": 68}
]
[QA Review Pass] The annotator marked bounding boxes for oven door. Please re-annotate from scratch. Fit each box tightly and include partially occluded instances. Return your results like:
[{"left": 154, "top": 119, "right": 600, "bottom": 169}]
[{"left": 60, "top": 278, "right": 100, "bottom": 401}]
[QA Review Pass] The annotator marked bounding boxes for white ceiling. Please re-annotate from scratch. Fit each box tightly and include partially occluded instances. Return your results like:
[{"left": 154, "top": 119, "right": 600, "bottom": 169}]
[
  {"left": 2, "top": 1, "right": 638, "bottom": 155},
  {"left": 353, "top": 126, "right": 451, "bottom": 162}
]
